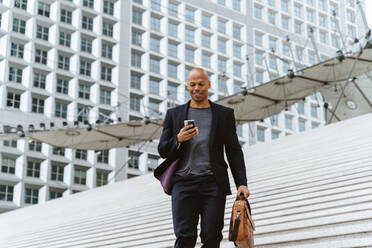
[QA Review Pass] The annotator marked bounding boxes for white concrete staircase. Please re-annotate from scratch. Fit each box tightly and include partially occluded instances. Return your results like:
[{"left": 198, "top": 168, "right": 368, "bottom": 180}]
[{"left": 1, "top": 113, "right": 372, "bottom": 248}]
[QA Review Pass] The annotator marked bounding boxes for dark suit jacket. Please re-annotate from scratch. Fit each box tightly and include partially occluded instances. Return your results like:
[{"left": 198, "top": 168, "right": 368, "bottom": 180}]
[{"left": 155, "top": 100, "right": 247, "bottom": 195}]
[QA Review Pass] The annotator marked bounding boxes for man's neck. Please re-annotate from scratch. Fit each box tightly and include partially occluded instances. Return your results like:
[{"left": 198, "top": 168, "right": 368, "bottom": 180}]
[{"left": 190, "top": 100, "right": 210, "bottom": 108}]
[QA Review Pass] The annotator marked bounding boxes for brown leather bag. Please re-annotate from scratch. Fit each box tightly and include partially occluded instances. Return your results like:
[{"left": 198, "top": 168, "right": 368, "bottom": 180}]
[{"left": 228, "top": 193, "right": 255, "bottom": 248}]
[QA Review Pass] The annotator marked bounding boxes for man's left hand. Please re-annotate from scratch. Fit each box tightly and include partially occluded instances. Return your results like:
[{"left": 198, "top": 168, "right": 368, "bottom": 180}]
[{"left": 237, "top": 185, "right": 250, "bottom": 199}]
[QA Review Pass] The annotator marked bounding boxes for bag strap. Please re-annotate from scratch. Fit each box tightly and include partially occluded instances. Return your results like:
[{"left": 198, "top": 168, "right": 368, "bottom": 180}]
[{"left": 229, "top": 208, "right": 241, "bottom": 241}]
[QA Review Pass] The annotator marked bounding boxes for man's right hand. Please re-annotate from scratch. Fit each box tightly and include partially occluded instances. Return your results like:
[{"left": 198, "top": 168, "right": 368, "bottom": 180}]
[{"left": 177, "top": 124, "right": 199, "bottom": 143}]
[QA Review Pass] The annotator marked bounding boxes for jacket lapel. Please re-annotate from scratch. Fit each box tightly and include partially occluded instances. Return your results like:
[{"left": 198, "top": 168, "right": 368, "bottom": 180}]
[{"left": 209, "top": 101, "right": 218, "bottom": 151}]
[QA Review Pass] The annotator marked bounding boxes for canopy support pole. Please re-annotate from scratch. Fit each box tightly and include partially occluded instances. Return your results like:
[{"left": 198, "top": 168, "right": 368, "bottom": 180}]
[
  {"left": 333, "top": 10, "right": 347, "bottom": 52},
  {"left": 357, "top": 0, "right": 370, "bottom": 33},
  {"left": 286, "top": 36, "right": 299, "bottom": 72},
  {"left": 351, "top": 80, "right": 372, "bottom": 108},
  {"left": 245, "top": 55, "right": 254, "bottom": 88},
  {"left": 264, "top": 55, "right": 272, "bottom": 81},
  {"left": 328, "top": 51, "right": 362, "bottom": 123},
  {"left": 309, "top": 27, "right": 321, "bottom": 63}
]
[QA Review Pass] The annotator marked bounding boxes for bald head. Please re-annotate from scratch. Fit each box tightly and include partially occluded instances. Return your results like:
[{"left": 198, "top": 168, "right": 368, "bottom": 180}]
[
  {"left": 187, "top": 68, "right": 209, "bottom": 82},
  {"left": 186, "top": 68, "right": 211, "bottom": 106}
]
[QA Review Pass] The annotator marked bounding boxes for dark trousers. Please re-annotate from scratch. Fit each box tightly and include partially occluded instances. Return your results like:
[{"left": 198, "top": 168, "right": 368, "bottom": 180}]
[{"left": 171, "top": 175, "right": 227, "bottom": 248}]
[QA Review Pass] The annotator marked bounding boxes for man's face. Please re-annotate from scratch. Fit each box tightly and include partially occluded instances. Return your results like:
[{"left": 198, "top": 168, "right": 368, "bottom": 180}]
[{"left": 187, "top": 70, "right": 211, "bottom": 103}]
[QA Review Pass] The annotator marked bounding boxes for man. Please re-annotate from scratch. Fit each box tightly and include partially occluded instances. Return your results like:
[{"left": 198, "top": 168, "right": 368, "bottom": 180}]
[{"left": 157, "top": 68, "right": 249, "bottom": 248}]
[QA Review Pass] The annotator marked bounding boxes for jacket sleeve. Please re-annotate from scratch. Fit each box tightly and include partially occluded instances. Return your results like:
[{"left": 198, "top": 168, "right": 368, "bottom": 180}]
[
  {"left": 158, "top": 109, "right": 181, "bottom": 159},
  {"left": 224, "top": 109, "right": 248, "bottom": 188}
]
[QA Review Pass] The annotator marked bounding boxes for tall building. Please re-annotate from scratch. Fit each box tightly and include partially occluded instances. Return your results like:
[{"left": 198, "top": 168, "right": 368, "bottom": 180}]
[{"left": 0, "top": 0, "right": 366, "bottom": 213}]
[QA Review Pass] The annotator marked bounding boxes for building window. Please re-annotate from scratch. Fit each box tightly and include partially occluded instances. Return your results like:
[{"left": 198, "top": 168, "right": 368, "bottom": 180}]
[
  {"left": 56, "top": 78, "right": 69, "bottom": 94},
  {"left": 233, "top": 82, "right": 242, "bottom": 93},
  {"left": 311, "top": 105, "right": 318, "bottom": 118},
  {"left": 147, "top": 155, "right": 159, "bottom": 171},
  {"left": 185, "top": 28, "right": 195, "bottom": 43},
  {"left": 58, "top": 54, "right": 70, "bottom": 70},
  {"left": 202, "top": 14, "right": 211, "bottom": 28},
  {"left": 11, "top": 42, "right": 24, "bottom": 58},
  {"left": 61, "top": 9, "right": 72, "bottom": 24},
  {"left": 83, "top": 0, "right": 94, "bottom": 8},
  {"left": 96, "top": 171, "right": 109, "bottom": 186},
  {"left": 282, "top": 16, "right": 289, "bottom": 30},
  {"left": 75, "top": 149, "right": 87, "bottom": 160},
  {"left": 80, "top": 60, "right": 91, "bottom": 76},
  {"left": 348, "top": 26, "right": 356, "bottom": 39},
  {"left": 297, "top": 102, "right": 305, "bottom": 114},
  {"left": 168, "top": 64, "right": 178, "bottom": 78},
  {"left": 294, "top": 5, "right": 302, "bottom": 18},
  {"left": 218, "top": 78, "right": 227, "bottom": 92},
  {"left": 102, "top": 43, "right": 113, "bottom": 59},
  {"left": 150, "top": 37, "right": 161, "bottom": 53},
  {"left": 218, "top": 20, "right": 226, "bottom": 34},
  {"left": 55, "top": 102, "right": 68, "bottom": 118},
  {"left": 150, "top": 16, "right": 161, "bottom": 32},
  {"left": 202, "top": 33, "right": 211, "bottom": 48},
  {"left": 202, "top": 53, "right": 211, "bottom": 68},
  {"left": 233, "top": 26, "right": 241, "bottom": 40},
  {"left": 271, "top": 131, "right": 279, "bottom": 140},
  {"left": 53, "top": 146, "right": 65, "bottom": 156},
  {"left": 101, "top": 65, "right": 112, "bottom": 82},
  {"left": 132, "top": 10, "right": 142, "bottom": 25},
  {"left": 31, "top": 97, "right": 45, "bottom": 114},
  {"left": 128, "top": 151, "right": 140, "bottom": 169},
  {"left": 257, "top": 128, "right": 265, "bottom": 142},
  {"left": 29, "top": 141, "right": 42, "bottom": 152},
  {"left": 131, "top": 52, "right": 141, "bottom": 68},
  {"left": 100, "top": 88, "right": 111, "bottom": 105},
  {"left": 149, "top": 78, "right": 160, "bottom": 95},
  {"left": 294, "top": 22, "right": 302, "bottom": 34},
  {"left": 80, "top": 38, "right": 92, "bottom": 53},
  {"left": 130, "top": 95, "right": 141, "bottom": 112},
  {"left": 74, "top": 168, "right": 87, "bottom": 185},
  {"left": 256, "top": 71, "right": 264, "bottom": 84},
  {"left": 97, "top": 150, "right": 109, "bottom": 163},
  {"left": 36, "top": 25, "right": 49, "bottom": 41},
  {"left": 255, "top": 33, "right": 263, "bottom": 47},
  {"left": 270, "top": 115, "right": 279, "bottom": 126},
  {"left": 218, "top": 59, "right": 227, "bottom": 72},
  {"left": 218, "top": 39, "right": 226, "bottom": 53},
  {"left": 254, "top": 6, "right": 262, "bottom": 19},
  {"left": 103, "top": 22, "right": 113, "bottom": 37},
  {"left": 0, "top": 185, "right": 14, "bottom": 202},
  {"left": 149, "top": 100, "right": 160, "bottom": 117},
  {"left": 319, "top": 31, "right": 327, "bottom": 44},
  {"left": 168, "top": 23, "right": 178, "bottom": 37},
  {"left": 27, "top": 161, "right": 40, "bottom": 178},
  {"left": 59, "top": 32, "right": 71, "bottom": 47},
  {"left": 185, "top": 8, "right": 195, "bottom": 23},
  {"left": 269, "top": 56, "right": 277, "bottom": 70},
  {"left": 33, "top": 72, "right": 46, "bottom": 89},
  {"left": 79, "top": 84, "right": 90, "bottom": 99},
  {"left": 6, "top": 92, "right": 21, "bottom": 109},
  {"left": 103, "top": 0, "right": 114, "bottom": 15},
  {"left": 25, "top": 188, "right": 38, "bottom": 204},
  {"left": 299, "top": 119, "right": 306, "bottom": 132},
  {"left": 131, "top": 73, "right": 141, "bottom": 89},
  {"left": 151, "top": 0, "right": 161, "bottom": 11},
  {"left": 347, "top": 10, "right": 355, "bottom": 23},
  {"left": 149, "top": 58, "right": 160, "bottom": 74},
  {"left": 307, "top": 10, "right": 314, "bottom": 23},
  {"left": 255, "top": 52, "right": 263, "bottom": 65},
  {"left": 14, "top": 0, "right": 27, "bottom": 10},
  {"left": 50, "top": 189, "right": 63, "bottom": 200},
  {"left": 268, "top": 12, "right": 276, "bottom": 25},
  {"left": 185, "top": 48, "right": 194, "bottom": 63},
  {"left": 38, "top": 2, "right": 50, "bottom": 17},
  {"left": 318, "top": 0, "right": 326, "bottom": 11},
  {"left": 233, "top": 63, "right": 242, "bottom": 77},
  {"left": 233, "top": 0, "right": 241, "bottom": 11},
  {"left": 77, "top": 107, "right": 89, "bottom": 122},
  {"left": 281, "top": 0, "right": 289, "bottom": 12},
  {"left": 168, "top": 42, "right": 178, "bottom": 57},
  {"left": 82, "top": 16, "right": 93, "bottom": 31},
  {"left": 132, "top": 31, "right": 142, "bottom": 46},
  {"left": 168, "top": 2, "right": 178, "bottom": 17},
  {"left": 13, "top": 18, "right": 26, "bottom": 34},
  {"left": 1, "top": 157, "right": 16, "bottom": 174},
  {"left": 168, "top": 83, "right": 177, "bottom": 100},
  {"left": 4, "top": 139, "right": 17, "bottom": 148},
  {"left": 35, "top": 48, "right": 47, "bottom": 64},
  {"left": 285, "top": 116, "right": 293, "bottom": 130}
]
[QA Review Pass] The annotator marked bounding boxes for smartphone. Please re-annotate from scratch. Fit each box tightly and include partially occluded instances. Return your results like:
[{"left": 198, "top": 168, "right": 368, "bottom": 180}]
[{"left": 184, "top": 120, "right": 196, "bottom": 129}]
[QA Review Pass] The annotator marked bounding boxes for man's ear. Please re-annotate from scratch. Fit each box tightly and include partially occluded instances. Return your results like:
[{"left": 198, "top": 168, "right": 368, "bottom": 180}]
[{"left": 207, "top": 80, "right": 211, "bottom": 89}]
